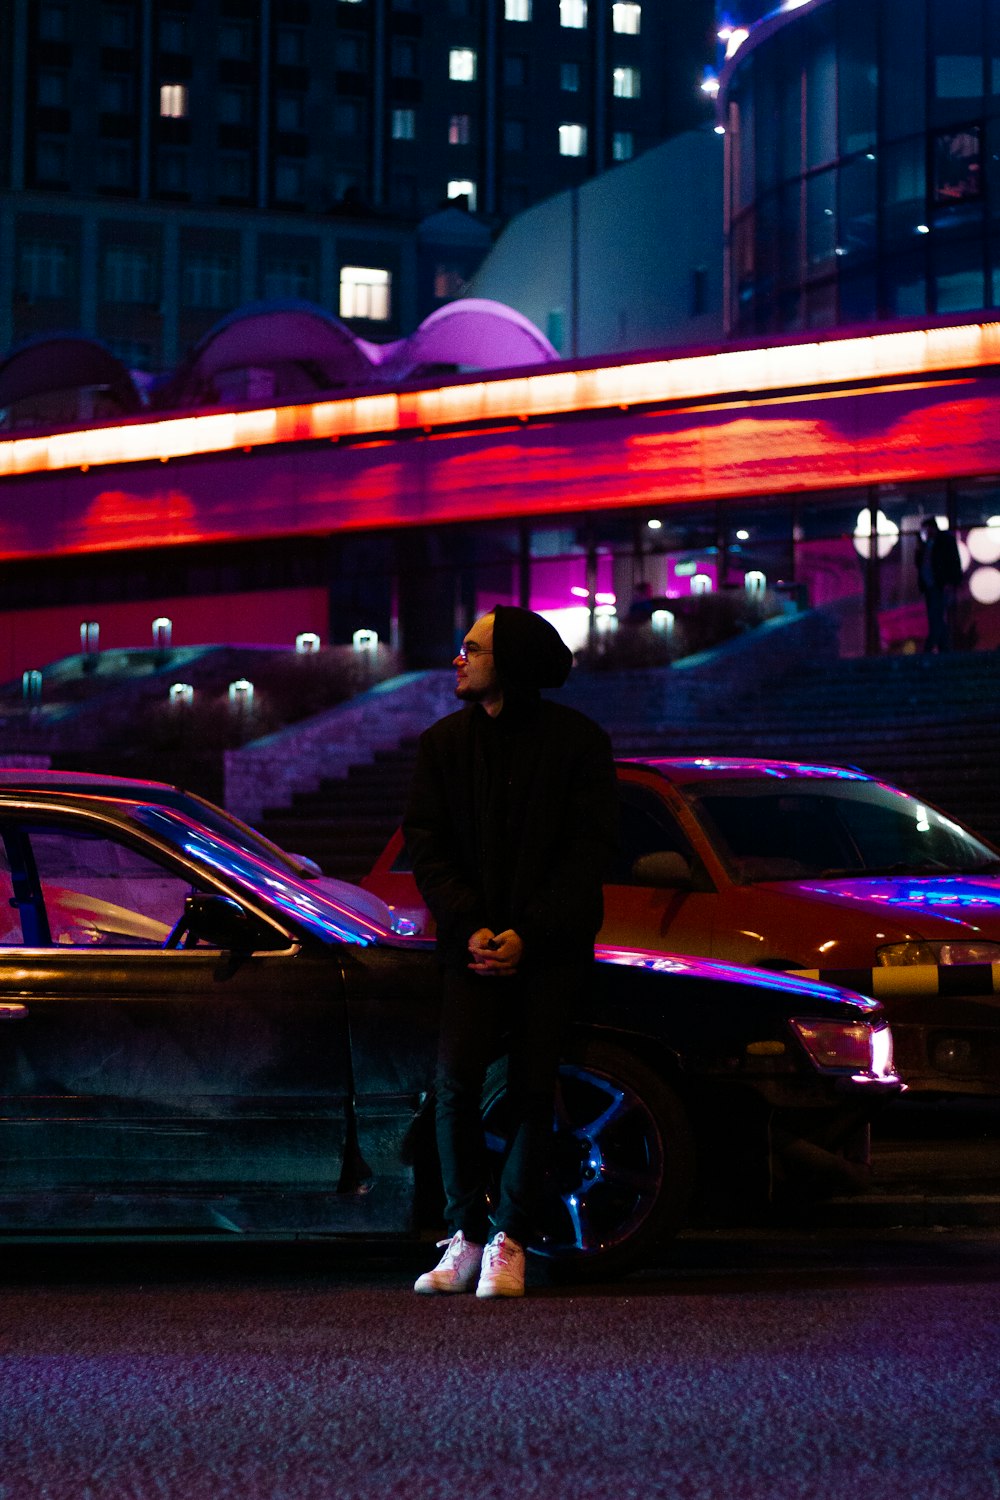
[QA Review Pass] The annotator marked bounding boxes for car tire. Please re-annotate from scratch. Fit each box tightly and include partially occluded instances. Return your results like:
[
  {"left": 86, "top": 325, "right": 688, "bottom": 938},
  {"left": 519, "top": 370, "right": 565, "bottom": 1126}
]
[{"left": 481, "top": 1037, "right": 695, "bottom": 1279}]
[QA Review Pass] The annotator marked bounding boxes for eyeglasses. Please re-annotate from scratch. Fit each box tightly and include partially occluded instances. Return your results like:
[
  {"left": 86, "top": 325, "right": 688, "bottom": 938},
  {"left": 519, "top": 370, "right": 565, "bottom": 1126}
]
[{"left": 456, "top": 643, "right": 492, "bottom": 661}]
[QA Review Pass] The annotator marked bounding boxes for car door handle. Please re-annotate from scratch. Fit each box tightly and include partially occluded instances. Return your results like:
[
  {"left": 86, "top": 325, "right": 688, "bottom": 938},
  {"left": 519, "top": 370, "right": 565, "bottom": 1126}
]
[{"left": 0, "top": 1002, "right": 28, "bottom": 1021}]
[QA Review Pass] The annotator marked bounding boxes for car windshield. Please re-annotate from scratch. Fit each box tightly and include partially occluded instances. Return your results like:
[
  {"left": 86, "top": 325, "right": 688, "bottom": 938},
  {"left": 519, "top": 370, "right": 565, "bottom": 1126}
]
[
  {"left": 678, "top": 777, "right": 999, "bottom": 884},
  {"left": 128, "top": 805, "right": 393, "bottom": 945}
]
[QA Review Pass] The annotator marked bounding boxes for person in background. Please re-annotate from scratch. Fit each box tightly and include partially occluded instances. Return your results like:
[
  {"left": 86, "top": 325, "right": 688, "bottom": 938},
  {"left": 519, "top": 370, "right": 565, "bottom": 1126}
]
[
  {"left": 916, "top": 517, "right": 963, "bottom": 653},
  {"left": 405, "top": 605, "right": 617, "bottom": 1299}
]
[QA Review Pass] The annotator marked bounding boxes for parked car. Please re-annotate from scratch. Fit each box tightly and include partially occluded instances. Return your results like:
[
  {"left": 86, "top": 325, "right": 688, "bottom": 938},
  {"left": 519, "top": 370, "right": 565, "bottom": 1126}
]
[
  {"left": 0, "top": 783, "right": 899, "bottom": 1271},
  {"left": 364, "top": 756, "right": 1000, "bottom": 1096}
]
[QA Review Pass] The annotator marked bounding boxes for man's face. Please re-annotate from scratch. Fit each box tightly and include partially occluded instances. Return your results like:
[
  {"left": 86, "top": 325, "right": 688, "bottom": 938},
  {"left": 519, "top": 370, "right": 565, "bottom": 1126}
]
[{"left": 454, "top": 613, "right": 500, "bottom": 705}]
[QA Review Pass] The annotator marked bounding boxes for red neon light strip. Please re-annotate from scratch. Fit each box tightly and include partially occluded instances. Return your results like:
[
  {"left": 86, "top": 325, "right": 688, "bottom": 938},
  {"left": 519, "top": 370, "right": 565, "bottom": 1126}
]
[{"left": 1, "top": 321, "right": 998, "bottom": 481}]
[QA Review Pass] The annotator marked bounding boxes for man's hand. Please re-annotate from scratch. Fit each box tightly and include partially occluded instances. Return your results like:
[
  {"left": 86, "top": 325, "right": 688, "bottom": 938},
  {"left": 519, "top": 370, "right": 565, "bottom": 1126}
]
[{"left": 468, "top": 927, "right": 524, "bottom": 977}]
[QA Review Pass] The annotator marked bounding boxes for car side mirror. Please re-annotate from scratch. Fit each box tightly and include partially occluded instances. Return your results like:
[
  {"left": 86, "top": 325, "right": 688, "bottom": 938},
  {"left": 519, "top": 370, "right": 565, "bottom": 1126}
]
[
  {"left": 631, "top": 851, "right": 694, "bottom": 888},
  {"left": 183, "top": 893, "right": 273, "bottom": 952}
]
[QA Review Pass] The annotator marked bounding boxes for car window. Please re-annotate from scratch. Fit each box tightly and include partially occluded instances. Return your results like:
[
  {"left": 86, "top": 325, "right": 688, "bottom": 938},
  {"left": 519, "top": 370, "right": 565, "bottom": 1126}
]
[
  {"left": 10, "top": 822, "right": 207, "bottom": 949},
  {"left": 0, "top": 842, "right": 20, "bottom": 944},
  {"left": 612, "top": 784, "right": 694, "bottom": 884}
]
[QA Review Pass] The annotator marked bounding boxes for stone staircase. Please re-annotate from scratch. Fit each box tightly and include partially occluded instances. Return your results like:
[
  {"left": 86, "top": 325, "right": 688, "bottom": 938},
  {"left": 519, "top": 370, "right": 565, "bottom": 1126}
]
[{"left": 254, "top": 648, "right": 1000, "bottom": 881}]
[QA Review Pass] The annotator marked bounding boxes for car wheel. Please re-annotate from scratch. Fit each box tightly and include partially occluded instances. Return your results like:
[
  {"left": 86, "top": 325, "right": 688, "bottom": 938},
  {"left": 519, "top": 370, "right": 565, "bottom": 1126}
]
[{"left": 481, "top": 1038, "right": 695, "bottom": 1278}]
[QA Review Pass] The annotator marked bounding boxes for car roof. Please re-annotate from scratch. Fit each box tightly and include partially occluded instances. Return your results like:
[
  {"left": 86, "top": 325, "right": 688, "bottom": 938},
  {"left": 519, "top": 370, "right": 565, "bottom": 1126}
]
[
  {"left": 0, "top": 769, "right": 181, "bottom": 794},
  {"left": 620, "top": 756, "right": 872, "bottom": 785}
]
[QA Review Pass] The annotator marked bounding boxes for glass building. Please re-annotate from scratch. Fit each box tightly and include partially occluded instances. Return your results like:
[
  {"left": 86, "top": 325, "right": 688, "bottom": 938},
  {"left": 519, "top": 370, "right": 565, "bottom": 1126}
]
[{"left": 720, "top": 0, "right": 1000, "bottom": 335}]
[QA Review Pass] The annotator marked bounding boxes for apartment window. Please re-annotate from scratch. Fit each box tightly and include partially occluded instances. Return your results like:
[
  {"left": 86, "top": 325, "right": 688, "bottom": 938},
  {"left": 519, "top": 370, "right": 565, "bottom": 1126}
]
[
  {"left": 98, "top": 141, "right": 133, "bottom": 187},
  {"left": 37, "top": 71, "right": 69, "bottom": 108},
  {"left": 276, "top": 94, "right": 305, "bottom": 131},
  {"left": 277, "top": 28, "right": 306, "bottom": 65},
  {"left": 392, "top": 39, "right": 418, "bottom": 76},
  {"left": 100, "top": 74, "right": 132, "bottom": 112},
  {"left": 505, "top": 0, "right": 531, "bottom": 18},
  {"left": 336, "top": 35, "right": 365, "bottom": 69},
  {"left": 612, "top": 2, "right": 640, "bottom": 34},
  {"left": 219, "top": 21, "right": 253, "bottom": 59},
  {"left": 275, "top": 158, "right": 305, "bottom": 200},
  {"left": 559, "top": 0, "right": 587, "bottom": 28},
  {"left": 158, "top": 147, "right": 189, "bottom": 192},
  {"left": 447, "top": 177, "right": 477, "bottom": 209},
  {"left": 160, "top": 83, "right": 188, "bottom": 118},
  {"left": 560, "top": 62, "right": 579, "bottom": 91},
  {"left": 159, "top": 14, "right": 189, "bottom": 52},
  {"left": 183, "top": 253, "right": 236, "bottom": 309},
  {"left": 505, "top": 54, "right": 527, "bottom": 87},
  {"left": 449, "top": 48, "right": 477, "bottom": 81},
  {"left": 35, "top": 139, "right": 69, "bottom": 182},
  {"left": 334, "top": 100, "right": 363, "bottom": 136},
  {"left": 612, "top": 130, "right": 634, "bottom": 161},
  {"left": 391, "top": 108, "right": 416, "bottom": 140},
  {"left": 218, "top": 88, "right": 250, "bottom": 125},
  {"left": 103, "top": 6, "right": 134, "bottom": 45},
  {"left": 448, "top": 114, "right": 471, "bottom": 145},
  {"left": 103, "top": 246, "right": 155, "bottom": 304},
  {"left": 340, "top": 266, "right": 391, "bottom": 320},
  {"left": 39, "top": 5, "right": 69, "bottom": 41},
  {"left": 262, "top": 258, "right": 315, "bottom": 300},
  {"left": 558, "top": 123, "right": 586, "bottom": 156},
  {"left": 219, "top": 153, "right": 250, "bottom": 197},
  {"left": 18, "top": 241, "right": 71, "bottom": 300},
  {"left": 613, "top": 66, "right": 640, "bottom": 98},
  {"left": 504, "top": 118, "right": 526, "bottom": 152}
]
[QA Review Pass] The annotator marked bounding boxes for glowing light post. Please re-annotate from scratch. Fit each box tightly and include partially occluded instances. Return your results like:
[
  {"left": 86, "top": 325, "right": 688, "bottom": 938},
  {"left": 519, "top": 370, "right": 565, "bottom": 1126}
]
[
  {"left": 169, "top": 683, "right": 194, "bottom": 706},
  {"left": 152, "top": 615, "right": 172, "bottom": 664},
  {"left": 22, "top": 669, "right": 42, "bottom": 707},
  {"left": 228, "top": 679, "right": 254, "bottom": 725},
  {"left": 80, "top": 620, "right": 100, "bottom": 673},
  {"left": 296, "top": 632, "right": 321, "bottom": 654}
]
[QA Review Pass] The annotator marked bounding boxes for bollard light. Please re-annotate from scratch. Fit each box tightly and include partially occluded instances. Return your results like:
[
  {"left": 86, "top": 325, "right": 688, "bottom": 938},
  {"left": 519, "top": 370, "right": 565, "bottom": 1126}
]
[
  {"left": 651, "top": 609, "right": 675, "bottom": 636},
  {"left": 152, "top": 616, "right": 173, "bottom": 650},
  {"left": 296, "top": 632, "right": 321, "bottom": 654},
  {"left": 744, "top": 571, "right": 766, "bottom": 594},
  {"left": 22, "top": 669, "right": 42, "bottom": 701},
  {"left": 353, "top": 628, "right": 378, "bottom": 652},
  {"left": 691, "top": 574, "right": 713, "bottom": 594},
  {"left": 169, "top": 682, "right": 194, "bottom": 705},
  {"left": 228, "top": 678, "right": 254, "bottom": 710},
  {"left": 80, "top": 620, "right": 100, "bottom": 654}
]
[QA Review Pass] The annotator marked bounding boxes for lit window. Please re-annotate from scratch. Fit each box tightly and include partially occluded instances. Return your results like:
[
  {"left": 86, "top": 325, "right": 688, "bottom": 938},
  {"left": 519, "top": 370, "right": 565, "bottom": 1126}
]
[
  {"left": 612, "top": 130, "right": 633, "bottom": 161},
  {"left": 613, "top": 66, "right": 640, "bottom": 98},
  {"left": 560, "top": 0, "right": 587, "bottom": 28},
  {"left": 505, "top": 0, "right": 531, "bottom": 18},
  {"left": 449, "top": 113, "right": 471, "bottom": 145},
  {"left": 449, "top": 48, "right": 477, "bottom": 81},
  {"left": 612, "top": 2, "right": 640, "bottom": 34},
  {"left": 447, "top": 178, "right": 477, "bottom": 209},
  {"left": 340, "top": 266, "right": 391, "bottom": 320},
  {"left": 560, "top": 62, "right": 579, "bottom": 91},
  {"left": 558, "top": 123, "right": 587, "bottom": 156},
  {"left": 392, "top": 108, "right": 416, "bottom": 140},
  {"left": 160, "top": 83, "right": 188, "bottom": 118}
]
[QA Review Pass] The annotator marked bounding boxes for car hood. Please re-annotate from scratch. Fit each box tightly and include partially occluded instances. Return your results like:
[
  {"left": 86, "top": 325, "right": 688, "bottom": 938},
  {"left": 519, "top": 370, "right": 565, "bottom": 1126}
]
[{"left": 771, "top": 874, "right": 1000, "bottom": 934}]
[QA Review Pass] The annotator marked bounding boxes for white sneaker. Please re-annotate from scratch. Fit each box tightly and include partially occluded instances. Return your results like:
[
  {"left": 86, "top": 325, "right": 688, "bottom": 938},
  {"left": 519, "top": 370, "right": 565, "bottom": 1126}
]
[
  {"left": 475, "top": 1231, "right": 526, "bottom": 1299},
  {"left": 414, "top": 1231, "right": 483, "bottom": 1294}
]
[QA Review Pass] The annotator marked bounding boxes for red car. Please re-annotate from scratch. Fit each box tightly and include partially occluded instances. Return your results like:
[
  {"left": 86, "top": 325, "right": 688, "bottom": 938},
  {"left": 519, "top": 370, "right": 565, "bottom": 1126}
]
[{"left": 364, "top": 757, "right": 1000, "bottom": 1095}]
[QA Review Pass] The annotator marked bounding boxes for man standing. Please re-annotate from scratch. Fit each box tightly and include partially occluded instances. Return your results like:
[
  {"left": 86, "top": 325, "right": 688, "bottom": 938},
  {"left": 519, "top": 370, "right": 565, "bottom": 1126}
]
[
  {"left": 916, "top": 516, "right": 963, "bottom": 652},
  {"left": 405, "top": 605, "right": 617, "bottom": 1298}
]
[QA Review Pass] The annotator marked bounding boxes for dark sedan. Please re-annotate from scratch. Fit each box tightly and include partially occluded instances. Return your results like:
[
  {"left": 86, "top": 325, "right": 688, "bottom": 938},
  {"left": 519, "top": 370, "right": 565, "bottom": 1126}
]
[{"left": 0, "top": 786, "right": 900, "bottom": 1273}]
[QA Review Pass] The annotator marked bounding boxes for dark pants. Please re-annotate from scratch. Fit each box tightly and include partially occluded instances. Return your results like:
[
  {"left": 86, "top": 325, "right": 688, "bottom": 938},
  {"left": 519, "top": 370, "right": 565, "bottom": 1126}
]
[
  {"left": 434, "top": 961, "right": 582, "bottom": 1247},
  {"left": 923, "top": 585, "right": 951, "bottom": 652}
]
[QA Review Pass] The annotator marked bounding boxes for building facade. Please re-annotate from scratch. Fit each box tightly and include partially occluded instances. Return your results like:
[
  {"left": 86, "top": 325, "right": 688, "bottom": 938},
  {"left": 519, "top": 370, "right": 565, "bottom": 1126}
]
[
  {"left": 0, "top": 0, "right": 707, "bottom": 370},
  {"left": 720, "top": 0, "right": 1000, "bottom": 336}
]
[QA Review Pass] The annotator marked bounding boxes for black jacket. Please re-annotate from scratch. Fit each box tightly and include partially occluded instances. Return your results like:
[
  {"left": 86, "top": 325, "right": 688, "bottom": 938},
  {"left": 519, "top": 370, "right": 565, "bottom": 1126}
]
[{"left": 404, "top": 697, "right": 618, "bottom": 968}]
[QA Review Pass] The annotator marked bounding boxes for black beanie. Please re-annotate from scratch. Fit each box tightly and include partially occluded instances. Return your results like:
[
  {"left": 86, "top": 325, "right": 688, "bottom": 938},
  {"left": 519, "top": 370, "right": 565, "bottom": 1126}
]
[{"left": 491, "top": 604, "right": 573, "bottom": 692}]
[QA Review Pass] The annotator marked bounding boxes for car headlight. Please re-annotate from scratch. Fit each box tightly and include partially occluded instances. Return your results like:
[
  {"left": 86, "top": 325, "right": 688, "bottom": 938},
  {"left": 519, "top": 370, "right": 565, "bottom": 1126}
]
[
  {"left": 878, "top": 940, "right": 1000, "bottom": 966},
  {"left": 790, "top": 1018, "right": 896, "bottom": 1080}
]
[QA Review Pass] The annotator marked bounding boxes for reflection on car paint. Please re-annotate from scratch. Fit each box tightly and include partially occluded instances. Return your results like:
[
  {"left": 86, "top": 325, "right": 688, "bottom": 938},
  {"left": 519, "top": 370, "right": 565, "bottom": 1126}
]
[{"left": 596, "top": 945, "right": 880, "bottom": 1009}]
